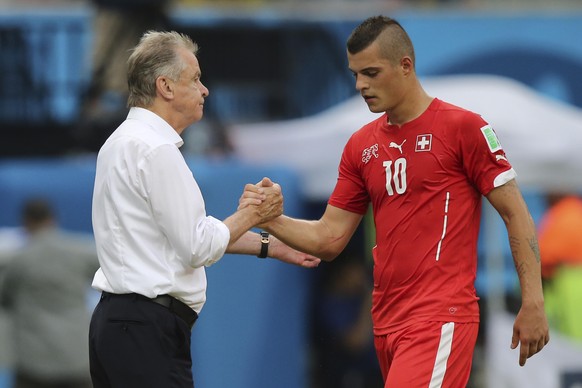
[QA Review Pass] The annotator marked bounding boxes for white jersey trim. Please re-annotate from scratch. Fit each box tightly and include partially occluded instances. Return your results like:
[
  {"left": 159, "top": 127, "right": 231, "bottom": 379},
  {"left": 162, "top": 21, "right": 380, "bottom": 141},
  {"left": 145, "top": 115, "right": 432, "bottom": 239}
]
[
  {"left": 429, "top": 322, "right": 455, "bottom": 388},
  {"left": 493, "top": 168, "right": 517, "bottom": 187},
  {"left": 436, "top": 192, "right": 450, "bottom": 261}
]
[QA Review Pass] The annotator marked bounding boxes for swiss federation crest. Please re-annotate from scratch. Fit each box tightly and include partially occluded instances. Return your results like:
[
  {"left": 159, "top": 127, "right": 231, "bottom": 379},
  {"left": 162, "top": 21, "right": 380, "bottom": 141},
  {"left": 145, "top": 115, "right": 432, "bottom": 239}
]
[{"left": 362, "top": 144, "right": 379, "bottom": 164}]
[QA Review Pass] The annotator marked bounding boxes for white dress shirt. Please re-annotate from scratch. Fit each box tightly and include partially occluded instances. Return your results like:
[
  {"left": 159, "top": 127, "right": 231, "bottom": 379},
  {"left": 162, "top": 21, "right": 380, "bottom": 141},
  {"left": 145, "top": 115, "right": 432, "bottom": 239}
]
[{"left": 91, "top": 107, "right": 230, "bottom": 313}]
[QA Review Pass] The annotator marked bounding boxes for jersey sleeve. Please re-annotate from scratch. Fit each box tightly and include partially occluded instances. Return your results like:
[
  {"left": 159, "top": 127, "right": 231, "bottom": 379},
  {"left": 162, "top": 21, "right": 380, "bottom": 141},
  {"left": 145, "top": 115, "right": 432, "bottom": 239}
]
[
  {"left": 458, "top": 113, "right": 516, "bottom": 196},
  {"left": 328, "top": 134, "right": 370, "bottom": 215}
]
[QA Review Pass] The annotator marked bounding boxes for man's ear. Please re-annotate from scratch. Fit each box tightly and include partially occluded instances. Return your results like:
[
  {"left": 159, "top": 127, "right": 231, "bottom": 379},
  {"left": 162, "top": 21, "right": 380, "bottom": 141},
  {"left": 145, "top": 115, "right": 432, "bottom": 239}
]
[
  {"left": 401, "top": 56, "right": 413, "bottom": 76},
  {"left": 156, "top": 76, "right": 174, "bottom": 100}
]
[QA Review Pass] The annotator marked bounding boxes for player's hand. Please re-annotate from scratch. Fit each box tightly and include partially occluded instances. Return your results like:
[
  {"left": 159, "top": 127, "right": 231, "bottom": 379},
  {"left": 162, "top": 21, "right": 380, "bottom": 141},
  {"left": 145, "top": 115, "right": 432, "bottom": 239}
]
[
  {"left": 268, "top": 236, "right": 321, "bottom": 268},
  {"left": 511, "top": 302, "right": 550, "bottom": 366}
]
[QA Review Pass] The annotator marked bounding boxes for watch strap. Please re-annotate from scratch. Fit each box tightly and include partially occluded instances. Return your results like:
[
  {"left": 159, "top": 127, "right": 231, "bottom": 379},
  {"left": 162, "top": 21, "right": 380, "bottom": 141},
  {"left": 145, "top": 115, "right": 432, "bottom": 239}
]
[{"left": 258, "top": 231, "right": 269, "bottom": 258}]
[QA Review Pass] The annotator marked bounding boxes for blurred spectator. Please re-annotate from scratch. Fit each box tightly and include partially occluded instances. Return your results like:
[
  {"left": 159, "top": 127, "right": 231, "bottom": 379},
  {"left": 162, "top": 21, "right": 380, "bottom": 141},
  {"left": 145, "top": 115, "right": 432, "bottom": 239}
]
[
  {"left": 0, "top": 228, "right": 26, "bottom": 387},
  {"left": 0, "top": 198, "right": 99, "bottom": 388},
  {"left": 310, "top": 252, "right": 383, "bottom": 388},
  {"left": 75, "top": 0, "right": 172, "bottom": 151},
  {"left": 538, "top": 192, "right": 582, "bottom": 342},
  {"left": 182, "top": 117, "right": 234, "bottom": 158}
]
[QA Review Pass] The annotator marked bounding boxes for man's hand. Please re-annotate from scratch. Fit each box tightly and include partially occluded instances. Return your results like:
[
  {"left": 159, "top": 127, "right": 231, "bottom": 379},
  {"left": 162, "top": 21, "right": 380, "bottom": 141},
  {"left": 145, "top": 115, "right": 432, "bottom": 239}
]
[
  {"left": 238, "top": 177, "right": 282, "bottom": 225},
  {"left": 239, "top": 177, "right": 275, "bottom": 210},
  {"left": 511, "top": 302, "right": 550, "bottom": 366},
  {"left": 269, "top": 236, "right": 321, "bottom": 268},
  {"left": 255, "top": 182, "right": 283, "bottom": 224}
]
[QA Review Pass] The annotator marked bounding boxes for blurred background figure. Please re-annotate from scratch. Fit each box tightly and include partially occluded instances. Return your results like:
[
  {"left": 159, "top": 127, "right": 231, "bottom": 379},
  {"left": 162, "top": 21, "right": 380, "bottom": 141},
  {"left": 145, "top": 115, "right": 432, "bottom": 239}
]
[
  {"left": 538, "top": 192, "right": 582, "bottom": 343},
  {"left": 0, "top": 228, "right": 26, "bottom": 388},
  {"left": 0, "top": 198, "right": 99, "bottom": 388},
  {"left": 75, "top": 0, "right": 172, "bottom": 151},
  {"left": 310, "top": 252, "right": 383, "bottom": 388},
  {"left": 181, "top": 117, "right": 234, "bottom": 158}
]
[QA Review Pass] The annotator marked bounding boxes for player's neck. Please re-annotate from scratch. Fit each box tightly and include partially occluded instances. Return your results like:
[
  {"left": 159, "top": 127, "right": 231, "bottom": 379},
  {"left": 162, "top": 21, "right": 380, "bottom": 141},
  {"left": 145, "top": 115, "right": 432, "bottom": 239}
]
[{"left": 386, "top": 91, "right": 433, "bottom": 127}]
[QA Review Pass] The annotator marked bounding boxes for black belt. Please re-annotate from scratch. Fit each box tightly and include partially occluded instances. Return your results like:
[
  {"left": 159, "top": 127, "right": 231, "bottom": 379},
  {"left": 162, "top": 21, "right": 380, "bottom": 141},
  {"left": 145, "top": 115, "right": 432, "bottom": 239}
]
[{"left": 101, "top": 292, "right": 198, "bottom": 329}]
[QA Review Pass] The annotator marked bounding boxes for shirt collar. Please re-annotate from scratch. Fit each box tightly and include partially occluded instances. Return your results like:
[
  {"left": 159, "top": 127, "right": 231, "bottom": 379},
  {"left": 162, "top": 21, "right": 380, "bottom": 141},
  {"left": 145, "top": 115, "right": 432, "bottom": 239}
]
[{"left": 127, "top": 107, "right": 184, "bottom": 148}]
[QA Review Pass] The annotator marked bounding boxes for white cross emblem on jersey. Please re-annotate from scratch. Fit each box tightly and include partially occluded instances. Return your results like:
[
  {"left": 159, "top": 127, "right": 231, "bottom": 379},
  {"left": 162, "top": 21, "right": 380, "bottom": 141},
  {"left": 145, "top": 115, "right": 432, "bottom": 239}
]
[{"left": 415, "top": 134, "right": 432, "bottom": 152}]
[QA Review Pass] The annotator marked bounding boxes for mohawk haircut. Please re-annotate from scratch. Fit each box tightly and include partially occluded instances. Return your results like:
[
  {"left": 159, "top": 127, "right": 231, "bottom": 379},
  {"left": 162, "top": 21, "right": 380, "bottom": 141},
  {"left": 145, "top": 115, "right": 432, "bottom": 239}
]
[{"left": 347, "top": 16, "right": 415, "bottom": 66}]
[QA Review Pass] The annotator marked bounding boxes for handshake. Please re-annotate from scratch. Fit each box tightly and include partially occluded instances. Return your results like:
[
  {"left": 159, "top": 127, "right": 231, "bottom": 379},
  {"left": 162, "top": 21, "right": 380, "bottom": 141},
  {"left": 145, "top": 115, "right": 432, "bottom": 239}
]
[
  {"left": 236, "top": 177, "right": 320, "bottom": 268},
  {"left": 238, "top": 177, "right": 283, "bottom": 227}
]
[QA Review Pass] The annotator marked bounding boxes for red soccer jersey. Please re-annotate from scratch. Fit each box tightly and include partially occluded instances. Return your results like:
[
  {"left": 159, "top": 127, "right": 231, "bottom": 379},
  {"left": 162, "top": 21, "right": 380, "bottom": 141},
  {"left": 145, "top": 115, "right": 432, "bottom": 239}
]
[{"left": 329, "top": 98, "right": 516, "bottom": 335}]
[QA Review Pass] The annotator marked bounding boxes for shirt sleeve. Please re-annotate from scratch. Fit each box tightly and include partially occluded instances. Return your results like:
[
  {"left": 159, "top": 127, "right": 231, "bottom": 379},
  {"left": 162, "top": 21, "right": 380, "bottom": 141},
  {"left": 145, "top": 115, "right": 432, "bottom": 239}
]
[
  {"left": 457, "top": 113, "right": 516, "bottom": 195},
  {"left": 328, "top": 135, "right": 370, "bottom": 215},
  {"left": 142, "top": 144, "right": 230, "bottom": 268}
]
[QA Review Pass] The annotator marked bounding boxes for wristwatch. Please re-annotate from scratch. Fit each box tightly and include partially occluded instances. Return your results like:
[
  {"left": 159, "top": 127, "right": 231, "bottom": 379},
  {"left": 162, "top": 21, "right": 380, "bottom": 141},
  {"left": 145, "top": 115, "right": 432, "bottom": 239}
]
[{"left": 258, "top": 231, "right": 270, "bottom": 258}]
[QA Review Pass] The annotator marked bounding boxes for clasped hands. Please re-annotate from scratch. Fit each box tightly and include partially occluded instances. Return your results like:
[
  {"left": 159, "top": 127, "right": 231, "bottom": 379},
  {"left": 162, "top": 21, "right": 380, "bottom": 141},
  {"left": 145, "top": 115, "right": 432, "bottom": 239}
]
[
  {"left": 239, "top": 177, "right": 321, "bottom": 268},
  {"left": 239, "top": 177, "right": 282, "bottom": 226}
]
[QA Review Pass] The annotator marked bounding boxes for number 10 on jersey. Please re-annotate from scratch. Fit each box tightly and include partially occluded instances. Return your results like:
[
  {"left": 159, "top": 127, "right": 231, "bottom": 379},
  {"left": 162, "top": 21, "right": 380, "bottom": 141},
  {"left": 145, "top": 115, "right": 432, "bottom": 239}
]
[{"left": 383, "top": 158, "right": 407, "bottom": 195}]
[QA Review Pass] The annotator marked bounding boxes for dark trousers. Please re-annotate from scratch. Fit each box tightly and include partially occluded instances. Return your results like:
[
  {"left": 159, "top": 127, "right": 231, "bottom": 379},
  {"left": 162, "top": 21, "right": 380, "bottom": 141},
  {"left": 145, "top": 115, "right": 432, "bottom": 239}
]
[
  {"left": 89, "top": 293, "right": 194, "bottom": 388},
  {"left": 14, "top": 373, "right": 92, "bottom": 388}
]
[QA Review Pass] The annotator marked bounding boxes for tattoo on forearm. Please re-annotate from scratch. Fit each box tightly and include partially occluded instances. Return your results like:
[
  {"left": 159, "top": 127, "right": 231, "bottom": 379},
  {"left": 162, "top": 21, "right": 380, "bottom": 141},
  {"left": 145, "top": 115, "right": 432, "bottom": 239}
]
[
  {"left": 528, "top": 236, "right": 541, "bottom": 263},
  {"left": 509, "top": 236, "right": 520, "bottom": 259},
  {"left": 509, "top": 237, "right": 527, "bottom": 277},
  {"left": 509, "top": 235, "right": 540, "bottom": 279},
  {"left": 514, "top": 260, "right": 527, "bottom": 278}
]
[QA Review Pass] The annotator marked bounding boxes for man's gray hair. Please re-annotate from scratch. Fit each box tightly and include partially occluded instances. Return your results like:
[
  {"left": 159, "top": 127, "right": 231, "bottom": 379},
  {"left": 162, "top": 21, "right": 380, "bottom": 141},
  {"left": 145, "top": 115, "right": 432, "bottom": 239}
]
[{"left": 126, "top": 31, "right": 199, "bottom": 108}]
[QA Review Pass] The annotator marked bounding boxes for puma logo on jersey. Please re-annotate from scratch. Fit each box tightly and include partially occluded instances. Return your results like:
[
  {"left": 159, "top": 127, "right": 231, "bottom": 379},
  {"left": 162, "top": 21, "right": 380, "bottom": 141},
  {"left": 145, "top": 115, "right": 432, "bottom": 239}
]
[
  {"left": 362, "top": 144, "right": 379, "bottom": 164},
  {"left": 389, "top": 139, "right": 406, "bottom": 154}
]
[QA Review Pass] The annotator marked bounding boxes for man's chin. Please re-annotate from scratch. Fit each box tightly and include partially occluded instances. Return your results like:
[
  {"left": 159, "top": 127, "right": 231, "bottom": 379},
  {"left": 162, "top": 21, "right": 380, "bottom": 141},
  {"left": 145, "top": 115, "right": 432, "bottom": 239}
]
[{"left": 367, "top": 104, "right": 384, "bottom": 114}]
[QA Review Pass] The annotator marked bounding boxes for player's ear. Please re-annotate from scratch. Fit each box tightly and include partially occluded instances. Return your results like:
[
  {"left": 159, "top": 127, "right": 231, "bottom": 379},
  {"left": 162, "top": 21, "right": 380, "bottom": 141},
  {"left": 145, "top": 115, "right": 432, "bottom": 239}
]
[{"left": 401, "top": 56, "right": 413, "bottom": 76}]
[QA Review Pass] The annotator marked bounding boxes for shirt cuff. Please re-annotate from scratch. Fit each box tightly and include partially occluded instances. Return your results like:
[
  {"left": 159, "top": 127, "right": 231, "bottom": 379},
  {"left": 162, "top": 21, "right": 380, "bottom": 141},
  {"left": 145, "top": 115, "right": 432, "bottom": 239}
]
[
  {"left": 204, "top": 216, "right": 230, "bottom": 267},
  {"left": 493, "top": 168, "right": 517, "bottom": 188}
]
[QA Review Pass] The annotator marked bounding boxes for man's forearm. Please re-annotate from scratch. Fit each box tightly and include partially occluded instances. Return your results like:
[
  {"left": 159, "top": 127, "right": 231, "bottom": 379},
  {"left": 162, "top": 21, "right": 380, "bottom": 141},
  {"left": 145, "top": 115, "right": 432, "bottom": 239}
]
[
  {"left": 488, "top": 180, "right": 545, "bottom": 304},
  {"left": 507, "top": 213, "right": 545, "bottom": 304},
  {"left": 264, "top": 215, "right": 342, "bottom": 261},
  {"left": 225, "top": 230, "right": 261, "bottom": 256},
  {"left": 223, "top": 207, "right": 266, "bottom": 247}
]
